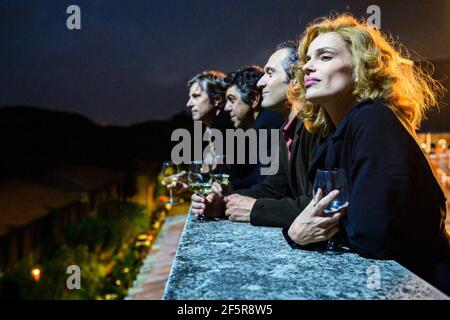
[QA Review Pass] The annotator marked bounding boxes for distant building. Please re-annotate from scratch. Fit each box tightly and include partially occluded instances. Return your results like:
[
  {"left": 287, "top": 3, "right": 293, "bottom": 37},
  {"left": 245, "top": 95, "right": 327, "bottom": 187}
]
[
  {"left": 0, "top": 178, "right": 84, "bottom": 270},
  {"left": 0, "top": 165, "right": 129, "bottom": 270},
  {"left": 31, "top": 164, "right": 127, "bottom": 216}
]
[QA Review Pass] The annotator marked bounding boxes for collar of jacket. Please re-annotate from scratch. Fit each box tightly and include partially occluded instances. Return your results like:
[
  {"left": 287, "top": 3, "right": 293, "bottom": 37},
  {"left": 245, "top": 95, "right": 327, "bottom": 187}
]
[
  {"left": 288, "top": 118, "right": 304, "bottom": 161},
  {"left": 252, "top": 109, "right": 285, "bottom": 131},
  {"left": 293, "top": 116, "right": 304, "bottom": 138},
  {"left": 307, "top": 98, "right": 380, "bottom": 182},
  {"left": 330, "top": 98, "right": 375, "bottom": 142}
]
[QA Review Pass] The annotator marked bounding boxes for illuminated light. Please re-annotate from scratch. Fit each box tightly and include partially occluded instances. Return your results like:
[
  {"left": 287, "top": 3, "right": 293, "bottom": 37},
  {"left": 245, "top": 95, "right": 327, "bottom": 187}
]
[
  {"left": 115, "top": 280, "right": 121, "bottom": 286},
  {"left": 135, "top": 240, "right": 151, "bottom": 248},
  {"left": 158, "top": 195, "right": 169, "bottom": 203},
  {"left": 105, "top": 293, "right": 118, "bottom": 300},
  {"left": 123, "top": 267, "right": 130, "bottom": 273},
  {"left": 137, "top": 234, "right": 149, "bottom": 241},
  {"left": 31, "top": 268, "right": 41, "bottom": 282}
]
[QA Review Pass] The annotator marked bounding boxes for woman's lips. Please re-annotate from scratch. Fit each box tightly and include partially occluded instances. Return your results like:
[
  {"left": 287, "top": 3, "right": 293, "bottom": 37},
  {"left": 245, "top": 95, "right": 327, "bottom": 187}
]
[{"left": 304, "top": 79, "right": 320, "bottom": 88}]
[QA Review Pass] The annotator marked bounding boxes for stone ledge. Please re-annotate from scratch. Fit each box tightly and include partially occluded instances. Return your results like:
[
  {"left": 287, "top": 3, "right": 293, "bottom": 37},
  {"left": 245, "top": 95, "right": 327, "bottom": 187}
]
[{"left": 163, "top": 212, "right": 449, "bottom": 300}]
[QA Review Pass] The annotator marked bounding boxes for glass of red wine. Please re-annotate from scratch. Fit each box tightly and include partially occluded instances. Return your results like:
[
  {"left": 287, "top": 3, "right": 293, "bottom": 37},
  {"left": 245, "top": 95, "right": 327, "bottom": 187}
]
[{"left": 313, "top": 168, "right": 349, "bottom": 252}]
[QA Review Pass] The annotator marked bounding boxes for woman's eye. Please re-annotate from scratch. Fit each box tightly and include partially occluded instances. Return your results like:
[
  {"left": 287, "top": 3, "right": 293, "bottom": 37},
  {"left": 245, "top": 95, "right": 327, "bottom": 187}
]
[{"left": 321, "top": 55, "right": 332, "bottom": 61}]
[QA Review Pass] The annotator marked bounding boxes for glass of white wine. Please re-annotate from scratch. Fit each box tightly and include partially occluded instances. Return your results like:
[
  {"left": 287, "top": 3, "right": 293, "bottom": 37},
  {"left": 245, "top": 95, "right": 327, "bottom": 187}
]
[
  {"left": 161, "top": 161, "right": 179, "bottom": 205},
  {"left": 188, "top": 161, "right": 212, "bottom": 220},
  {"left": 211, "top": 155, "right": 230, "bottom": 186}
]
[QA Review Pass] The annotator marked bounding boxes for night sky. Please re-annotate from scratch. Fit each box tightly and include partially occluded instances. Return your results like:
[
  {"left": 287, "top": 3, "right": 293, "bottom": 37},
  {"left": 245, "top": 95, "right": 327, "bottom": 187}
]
[{"left": 1, "top": 0, "right": 449, "bottom": 126}]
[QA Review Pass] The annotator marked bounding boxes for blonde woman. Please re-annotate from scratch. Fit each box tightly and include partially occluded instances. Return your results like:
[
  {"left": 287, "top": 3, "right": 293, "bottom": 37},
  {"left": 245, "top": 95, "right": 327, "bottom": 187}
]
[{"left": 284, "top": 14, "right": 450, "bottom": 294}]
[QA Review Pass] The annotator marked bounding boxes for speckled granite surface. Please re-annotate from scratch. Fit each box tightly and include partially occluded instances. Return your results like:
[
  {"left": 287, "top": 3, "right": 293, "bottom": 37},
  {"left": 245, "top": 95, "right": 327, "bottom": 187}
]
[{"left": 163, "top": 213, "right": 449, "bottom": 300}]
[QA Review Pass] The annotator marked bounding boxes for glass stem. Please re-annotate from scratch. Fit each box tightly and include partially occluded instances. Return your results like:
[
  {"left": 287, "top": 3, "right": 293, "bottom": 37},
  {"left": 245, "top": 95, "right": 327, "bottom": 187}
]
[
  {"left": 327, "top": 238, "right": 335, "bottom": 251},
  {"left": 198, "top": 193, "right": 205, "bottom": 220}
]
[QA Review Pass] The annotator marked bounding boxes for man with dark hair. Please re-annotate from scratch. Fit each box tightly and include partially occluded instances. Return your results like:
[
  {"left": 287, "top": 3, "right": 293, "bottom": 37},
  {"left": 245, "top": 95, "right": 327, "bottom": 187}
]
[
  {"left": 222, "top": 65, "right": 284, "bottom": 190},
  {"left": 224, "top": 65, "right": 285, "bottom": 130},
  {"left": 191, "top": 42, "right": 324, "bottom": 228},
  {"left": 224, "top": 66, "right": 264, "bottom": 130}
]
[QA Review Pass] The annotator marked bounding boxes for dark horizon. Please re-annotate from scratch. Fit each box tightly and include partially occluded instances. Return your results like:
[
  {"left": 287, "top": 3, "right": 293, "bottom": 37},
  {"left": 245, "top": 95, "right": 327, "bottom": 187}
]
[
  {"left": 1, "top": 0, "right": 450, "bottom": 126},
  {"left": 0, "top": 104, "right": 190, "bottom": 127}
]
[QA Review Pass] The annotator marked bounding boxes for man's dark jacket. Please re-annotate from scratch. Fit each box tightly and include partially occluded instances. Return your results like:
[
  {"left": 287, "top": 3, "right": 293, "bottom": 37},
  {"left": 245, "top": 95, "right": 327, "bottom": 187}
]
[
  {"left": 233, "top": 118, "right": 324, "bottom": 227},
  {"left": 230, "top": 109, "right": 284, "bottom": 190}
]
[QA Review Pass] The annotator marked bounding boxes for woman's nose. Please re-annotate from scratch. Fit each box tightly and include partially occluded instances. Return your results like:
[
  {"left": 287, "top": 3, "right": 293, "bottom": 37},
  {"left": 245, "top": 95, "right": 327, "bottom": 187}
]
[{"left": 302, "top": 60, "right": 314, "bottom": 74}]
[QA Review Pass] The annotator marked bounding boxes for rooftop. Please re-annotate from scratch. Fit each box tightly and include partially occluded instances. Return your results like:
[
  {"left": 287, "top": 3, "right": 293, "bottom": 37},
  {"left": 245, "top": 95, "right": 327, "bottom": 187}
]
[
  {"left": 0, "top": 178, "right": 82, "bottom": 236},
  {"left": 30, "top": 164, "right": 126, "bottom": 192}
]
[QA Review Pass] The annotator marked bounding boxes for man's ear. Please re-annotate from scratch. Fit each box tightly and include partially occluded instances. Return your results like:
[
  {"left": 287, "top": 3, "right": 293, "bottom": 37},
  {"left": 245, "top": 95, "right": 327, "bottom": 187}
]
[{"left": 252, "top": 93, "right": 261, "bottom": 109}]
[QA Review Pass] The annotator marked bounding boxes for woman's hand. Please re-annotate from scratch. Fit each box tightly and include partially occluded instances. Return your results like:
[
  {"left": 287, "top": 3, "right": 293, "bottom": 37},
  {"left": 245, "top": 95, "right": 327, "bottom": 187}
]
[{"left": 288, "top": 189, "right": 348, "bottom": 246}]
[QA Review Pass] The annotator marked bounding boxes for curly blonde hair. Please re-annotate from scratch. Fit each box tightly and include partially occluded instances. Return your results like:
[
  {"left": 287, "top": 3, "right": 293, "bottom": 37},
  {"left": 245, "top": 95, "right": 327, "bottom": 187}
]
[{"left": 288, "top": 14, "right": 445, "bottom": 137}]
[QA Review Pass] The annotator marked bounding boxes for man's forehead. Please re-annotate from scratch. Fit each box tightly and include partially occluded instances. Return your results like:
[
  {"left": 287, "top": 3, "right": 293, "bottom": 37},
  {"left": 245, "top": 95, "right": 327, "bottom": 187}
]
[
  {"left": 189, "top": 82, "right": 203, "bottom": 95},
  {"left": 265, "top": 49, "right": 289, "bottom": 71},
  {"left": 226, "top": 85, "right": 240, "bottom": 97}
]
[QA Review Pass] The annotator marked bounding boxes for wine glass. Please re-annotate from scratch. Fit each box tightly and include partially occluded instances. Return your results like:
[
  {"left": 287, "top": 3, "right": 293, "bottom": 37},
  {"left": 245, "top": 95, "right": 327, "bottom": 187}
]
[
  {"left": 188, "top": 161, "right": 212, "bottom": 220},
  {"left": 161, "top": 161, "right": 179, "bottom": 205},
  {"left": 313, "top": 168, "right": 349, "bottom": 252},
  {"left": 211, "top": 155, "right": 230, "bottom": 186}
]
